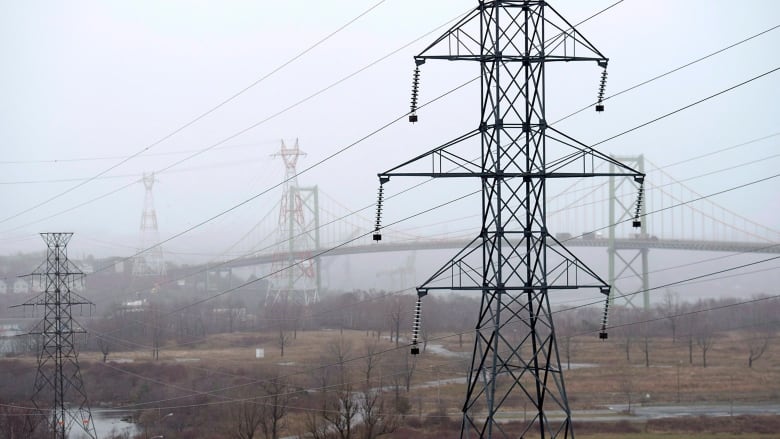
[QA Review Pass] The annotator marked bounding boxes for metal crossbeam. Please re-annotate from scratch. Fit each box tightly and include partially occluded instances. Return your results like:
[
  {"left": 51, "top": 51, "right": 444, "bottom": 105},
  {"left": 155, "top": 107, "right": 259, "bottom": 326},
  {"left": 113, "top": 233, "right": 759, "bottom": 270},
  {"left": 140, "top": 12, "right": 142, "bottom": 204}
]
[
  {"left": 378, "top": 2, "right": 643, "bottom": 437},
  {"left": 13, "top": 233, "right": 97, "bottom": 439}
]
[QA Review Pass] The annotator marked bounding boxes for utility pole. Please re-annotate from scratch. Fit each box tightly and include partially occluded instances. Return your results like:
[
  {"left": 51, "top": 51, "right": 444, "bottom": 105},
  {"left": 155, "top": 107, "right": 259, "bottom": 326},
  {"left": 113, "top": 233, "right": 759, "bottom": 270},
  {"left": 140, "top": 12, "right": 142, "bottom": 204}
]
[
  {"left": 13, "top": 233, "right": 97, "bottom": 439},
  {"left": 376, "top": 2, "right": 644, "bottom": 437}
]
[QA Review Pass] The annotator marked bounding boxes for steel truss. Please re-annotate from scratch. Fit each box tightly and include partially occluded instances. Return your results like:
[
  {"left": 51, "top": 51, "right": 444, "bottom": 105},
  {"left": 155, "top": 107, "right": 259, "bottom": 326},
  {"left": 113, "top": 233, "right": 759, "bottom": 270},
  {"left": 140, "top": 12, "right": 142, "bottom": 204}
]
[
  {"left": 378, "top": 2, "right": 643, "bottom": 437},
  {"left": 267, "top": 139, "right": 321, "bottom": 306},
  {"left": 609, "top": 155, "right": 650, "bottom": 309},
  {"left": 132, "top": 172, "right": 166, "bottom": 279},
  {"left": 14, "top": 233, "right": 97, "bottom": 439}
]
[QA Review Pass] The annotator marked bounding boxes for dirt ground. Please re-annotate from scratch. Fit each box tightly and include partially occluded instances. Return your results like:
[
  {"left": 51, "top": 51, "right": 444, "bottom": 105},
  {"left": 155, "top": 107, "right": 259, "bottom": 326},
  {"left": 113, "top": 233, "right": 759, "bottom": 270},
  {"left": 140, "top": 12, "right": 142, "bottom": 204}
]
[{"left": 12, "top": 327, "right": 776, "bottom": 437}]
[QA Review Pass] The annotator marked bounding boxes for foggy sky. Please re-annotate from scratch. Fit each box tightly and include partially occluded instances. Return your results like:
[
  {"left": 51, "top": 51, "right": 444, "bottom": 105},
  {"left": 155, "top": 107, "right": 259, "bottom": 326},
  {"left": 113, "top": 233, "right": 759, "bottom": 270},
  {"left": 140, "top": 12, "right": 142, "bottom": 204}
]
[{"left": 1, "top": 0, "right": 779, "bottom": 273}]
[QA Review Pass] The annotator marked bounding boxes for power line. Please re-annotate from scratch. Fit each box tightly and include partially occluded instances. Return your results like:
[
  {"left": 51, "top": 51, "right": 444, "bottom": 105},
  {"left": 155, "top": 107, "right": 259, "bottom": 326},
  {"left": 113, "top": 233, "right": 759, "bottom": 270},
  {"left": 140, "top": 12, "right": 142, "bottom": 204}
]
[
  {"left": 0, "top": 8, "right": 471, "bottom": 237},
  {"left": 560, "top": 254, "right": 780, "bottom": 316},
  {"left": 71, "top": 132, "right": 780, "bottom": 412},
  {"left": 0, "top": 155, "right": 275, "bottom": 185},
  {"left": 97, "top": 77, "right": 477, "bottom": 281},
  {"left": 592, "top": 66, "right": 780, "bottom": 147},
  {"left": 17, "top": 110, "right": 778, "bottom": 349},
  {"left": 0, "top": 140, "right": 278, "bottom": 166},
  {"left": 658, "top": 131, "right": 780, "bottom": 169},
  {"left": 122, "top": 66, "right": 779, "bottom": 289},
  {"left": 71, "top": 190, "right": 780, "bottom": 411},
  {"left": 552, "top": 23, "right": 780, "bottom": 125},
  {"left": 0, "top": 0, "right": 387, "bottom": 226},
  {"left": 578, "top": 294, "right": 780, "bottom": 337},
  {"left": 97, "top": 288, "right": 780, "bottom": 413},
  {"left": 13, "top": 2, "right": 777, "bottom": 354},
  {"left": 2, "top": 1, "right": 622, "bottom": 241},
  {"left": 91, "top": 186, "right": 480, "bottom": 347}
]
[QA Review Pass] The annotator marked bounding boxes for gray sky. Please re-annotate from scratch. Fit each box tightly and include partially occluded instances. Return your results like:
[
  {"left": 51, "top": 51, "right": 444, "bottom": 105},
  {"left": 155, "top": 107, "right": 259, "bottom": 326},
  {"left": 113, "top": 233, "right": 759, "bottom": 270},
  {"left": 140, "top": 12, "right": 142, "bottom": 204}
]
[{"left": 1, "top": 0, "right": 779, "bottom": 266}]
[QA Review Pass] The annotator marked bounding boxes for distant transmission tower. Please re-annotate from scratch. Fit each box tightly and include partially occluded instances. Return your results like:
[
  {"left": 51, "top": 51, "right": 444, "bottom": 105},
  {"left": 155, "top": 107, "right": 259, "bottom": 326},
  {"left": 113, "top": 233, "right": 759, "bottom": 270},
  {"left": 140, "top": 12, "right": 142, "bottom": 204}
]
[
  {"left": 132, "top": 172, "right": 166, "bottom": 279},
  {"left": 375, "top": 2, "right": 644, "bottom": 437},
  {"left": 267, "top": 139, "right": 321, "bottom": 305},
  {"left": 13, "top": 233, "right": 97, "bottom": 439}
]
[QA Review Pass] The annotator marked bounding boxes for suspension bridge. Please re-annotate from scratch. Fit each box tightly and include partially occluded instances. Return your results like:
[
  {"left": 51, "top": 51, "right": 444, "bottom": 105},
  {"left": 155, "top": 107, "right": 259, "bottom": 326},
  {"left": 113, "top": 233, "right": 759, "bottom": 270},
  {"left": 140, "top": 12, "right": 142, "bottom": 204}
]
[{"left": 173, "top": 148, "right": 779, "bottom": 309}]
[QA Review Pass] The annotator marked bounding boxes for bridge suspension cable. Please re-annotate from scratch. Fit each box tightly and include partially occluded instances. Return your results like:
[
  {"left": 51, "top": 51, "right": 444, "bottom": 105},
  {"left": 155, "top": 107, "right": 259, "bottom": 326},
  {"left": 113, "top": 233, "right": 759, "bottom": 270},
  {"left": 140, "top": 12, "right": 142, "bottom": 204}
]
[{"left": 0, "top": 0, "right": 388, "bottom": 227}]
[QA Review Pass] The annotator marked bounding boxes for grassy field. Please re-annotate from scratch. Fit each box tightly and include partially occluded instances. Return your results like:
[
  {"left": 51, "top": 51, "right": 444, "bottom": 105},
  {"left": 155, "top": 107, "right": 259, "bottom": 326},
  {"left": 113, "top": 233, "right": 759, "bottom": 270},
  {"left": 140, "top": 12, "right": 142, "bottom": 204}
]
[{"left": 10, "top": 326, "right": 776, "bottom": 437}]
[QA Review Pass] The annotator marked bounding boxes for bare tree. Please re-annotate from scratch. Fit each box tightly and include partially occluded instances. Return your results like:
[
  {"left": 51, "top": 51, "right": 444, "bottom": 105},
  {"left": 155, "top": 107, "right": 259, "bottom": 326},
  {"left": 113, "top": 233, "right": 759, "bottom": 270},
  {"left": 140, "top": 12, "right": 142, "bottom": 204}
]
[
  {"left": 556, "top": 313, "right": 578, "bottom": 370},
  {"left": 364, "top": 341, "right": 381, "bottom": 388},
  {"left": 231, "top": 398, "right": 264, "bottom": 439},
  {"left": 420, "top": 328, "right": 429, "bottom": 354},
  {"left": 358, "top": 389, "right": 398, "bottom": 439},
  {"left": 328, "top": 337, "right": 353, "bottom": 382},
  {"left": 0, "top": 400, "right": 38, "bottom": 439},
  {"left": 323, "top": 383, "right": 359, "bottom": 439},
  {"left": 150, "top": 307, "right": 164, "bottom": 361},
  {"left": 304, "top": 366, "right": 332, "bottom": 439},
  {"left": 748, "top": 331, "right": 772, "bottom": 368},
  {"left": 618, "top": 363, "right": 635, "bottom": 414},
  {"left": 695, "top": 320, "right": 716, "bottom": 368},
  {"left": 258, "top": 376, "right": 290, "bottom": 439},
  {"left": 319, "top": 337, "right": 358, "bottom": 439},
  {"left": 96, "top": 336, "right": 111, "bottom": 363},
  {"left": 399, "top": 350, "right": 417, "bottom": 392},
  {"left": 269, "top": 301, "right": 293, "bottom": 357},
  {"left": 389, "top": 299, "right": 403, "bottom": 348},
  {"left": 659, "top": 289, "right": 681, "bottom": 343},
  {"left": 278, "top": 328, "right": 291, "bottom": 358},
  {"left": 639, "top": 315, "right": 654, "bottom": 368}
]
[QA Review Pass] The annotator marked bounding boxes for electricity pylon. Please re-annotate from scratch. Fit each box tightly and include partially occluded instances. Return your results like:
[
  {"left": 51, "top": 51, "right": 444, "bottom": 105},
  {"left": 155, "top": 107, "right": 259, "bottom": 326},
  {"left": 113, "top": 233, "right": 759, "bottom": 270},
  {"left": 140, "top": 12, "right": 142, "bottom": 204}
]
[
  {"left": 13, "top": 233, "right": 97, "bottom": 439},
  {"left": 376, "top": 2, "right": 644, "bottom": 437},
  {"left": 132, "top": 172, "right": 166, "bottom": 280},
  {"left": 267, "top": 139, "right": 321, "bottom": 305}
]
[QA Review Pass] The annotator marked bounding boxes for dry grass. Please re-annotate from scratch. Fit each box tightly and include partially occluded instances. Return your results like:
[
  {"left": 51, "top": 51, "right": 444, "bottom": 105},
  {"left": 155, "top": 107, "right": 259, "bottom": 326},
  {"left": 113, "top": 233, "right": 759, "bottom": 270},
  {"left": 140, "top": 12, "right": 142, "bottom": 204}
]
[{"left": 72, "top": 328, "right": 780, "bottom": 437}]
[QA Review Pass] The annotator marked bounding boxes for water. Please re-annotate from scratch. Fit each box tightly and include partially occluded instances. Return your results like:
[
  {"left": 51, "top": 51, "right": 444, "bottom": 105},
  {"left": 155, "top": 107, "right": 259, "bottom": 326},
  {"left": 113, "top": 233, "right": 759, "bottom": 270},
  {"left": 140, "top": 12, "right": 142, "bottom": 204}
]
[{"left": 67, "top": 409, "right": 138, "bottom": 439}]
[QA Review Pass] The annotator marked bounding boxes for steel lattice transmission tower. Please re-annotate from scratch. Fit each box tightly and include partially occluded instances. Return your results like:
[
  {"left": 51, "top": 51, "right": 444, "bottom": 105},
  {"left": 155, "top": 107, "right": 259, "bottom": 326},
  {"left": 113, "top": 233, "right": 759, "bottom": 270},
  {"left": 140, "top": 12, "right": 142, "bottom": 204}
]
[
  {"left": 267, "top": 139, "right": 321, "bottom": 306},
  {"left": 13, "top": 233, "right": 97, "bottom": 439},
  {"left": 376, "top": 2, "right": 644, "bottom": 437},
  {"left": 132, "top": 172, "right": 166, "bottom": 279}
]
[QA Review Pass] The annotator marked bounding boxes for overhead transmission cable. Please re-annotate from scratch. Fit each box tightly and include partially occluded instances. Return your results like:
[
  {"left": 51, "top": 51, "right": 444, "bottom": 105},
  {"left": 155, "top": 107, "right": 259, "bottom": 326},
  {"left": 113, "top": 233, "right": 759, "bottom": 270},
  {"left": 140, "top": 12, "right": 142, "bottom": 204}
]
[
  {"left": 659, "top": 131, "right": 780, "bottom": 169},
  {"left": 36, "top": 60, "right": 780, "bottom": 340},
  {"left": 552, "top": 23, "right": 780, "bottom": 125},
  {"left": 20, "top": 1, "right": 778, "bottom": 346},
  {"left": 5, "top": 57, "right": 776, "bottom": 311},
  {"left": 96, "top": 288, "right": 780, "bottom": 414},
  {"left": 92, "top": 170, "right": 780, "bottom": 355},
  {"left": 0, "top": 7, "right": 472, "bottom": 237},
  {"left": 120, "top": 64, "right": 779, "bottom": 283},
  {"left": 0, "top": 0, "right": 388, "bottom": 226},
  {"left": 0, "top": 140, "right": 278, "bottom": 166},
  {"left": 591, "top": 66, "right": 780, "bottom": 147},
  {"left": 10, "top": 2, "right": 780, "bottom": 414}
]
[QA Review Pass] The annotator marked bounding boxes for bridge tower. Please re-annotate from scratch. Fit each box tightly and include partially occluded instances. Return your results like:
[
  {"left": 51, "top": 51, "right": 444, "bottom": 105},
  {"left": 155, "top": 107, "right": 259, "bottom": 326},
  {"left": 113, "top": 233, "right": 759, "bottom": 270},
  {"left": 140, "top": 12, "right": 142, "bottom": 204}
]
[
  {"left": 132, "top": 172, "right": 166, "bottom": 280},
  {"left": 376, "top": 2, "right": 644, "bottom": 437},
  {"left": 268, "top": 139, "right": 321, "bottom": 305},
  {"left": 13, "top": 233, "right": 97, "bottom": 439},
  {"left": 609, "top": 155, "right": 650, "bottom": 308}
]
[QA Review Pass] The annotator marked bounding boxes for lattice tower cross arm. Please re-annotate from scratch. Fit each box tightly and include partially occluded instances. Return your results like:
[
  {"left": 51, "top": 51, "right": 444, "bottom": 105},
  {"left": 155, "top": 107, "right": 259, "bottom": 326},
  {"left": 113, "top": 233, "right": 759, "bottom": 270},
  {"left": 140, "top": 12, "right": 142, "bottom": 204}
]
[{"left": 374, "top": 2, "right": 644, "bottom": 438}]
